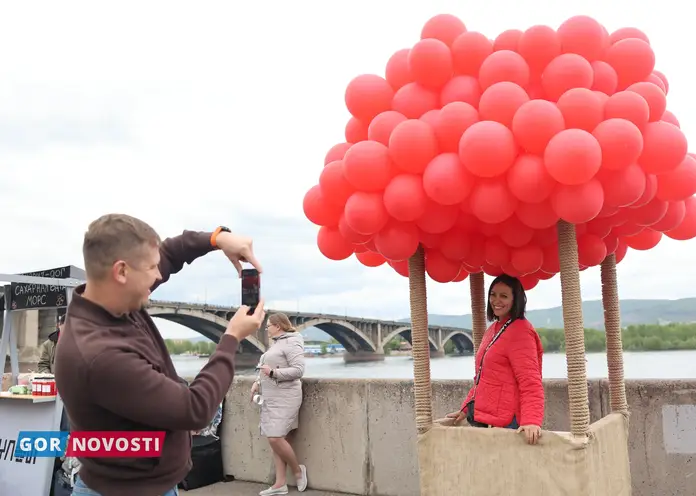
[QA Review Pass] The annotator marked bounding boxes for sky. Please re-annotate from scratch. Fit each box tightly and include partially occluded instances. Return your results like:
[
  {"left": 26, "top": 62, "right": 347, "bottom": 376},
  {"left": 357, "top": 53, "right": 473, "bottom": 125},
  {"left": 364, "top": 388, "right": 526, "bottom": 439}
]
[{"left": 0, "top": 1, "right": 694, "bottom": 340}]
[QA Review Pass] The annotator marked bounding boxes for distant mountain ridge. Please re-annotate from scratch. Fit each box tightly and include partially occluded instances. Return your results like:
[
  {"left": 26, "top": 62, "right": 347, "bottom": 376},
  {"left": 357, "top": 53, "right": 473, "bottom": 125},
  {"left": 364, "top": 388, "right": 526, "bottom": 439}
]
[{"left": 403, "top": 298, "right": 696, "bottom": 331}]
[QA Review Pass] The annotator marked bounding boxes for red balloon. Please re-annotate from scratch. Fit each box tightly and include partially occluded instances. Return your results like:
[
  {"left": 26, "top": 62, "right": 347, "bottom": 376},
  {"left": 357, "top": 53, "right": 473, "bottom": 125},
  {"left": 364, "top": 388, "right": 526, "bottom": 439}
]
[
  {"left": 383, "top": 174, "right": 429, "bottom": 222},
  {"left": 389, "top": 120, "right": 438, "bottom": 173},
  {"left": 591, "top": 61, "right": 618, "bottom": 95},
  {"left": 343, "top": 141, "right": 393, "bottom": 192},
  {"left": 604, "top": 91, "right": 650, "bottom": 129},
  {"left": 557, "top": 15, "right": 608, "bottom": 62},
  {"left": 516, "top": 199, "right": 560, "bottom": 229},
  {"left": 541, "top": 244, "right": 560, "bottom": 273},
  {"left": 512, "top": 100, "right": 565, "bottom": 155},
  {"left": 626, "top": 82, "right": 667, "bottom": 122},
  {"left": 421, "top": 14, "right": 467, "bottom": 47},
  {"left": 577, "top": 233, "right": 608, "bottom": 267},
  {"left": 592, "top": 118, "right": 643, "bottom": 170},
  {"left": 319, "top": 160, "right": 355, "bottom": 207},
  {"left": 478, "top": 82, "right": 530, "bottom": 127},
  {"left": 344, "top": 191, "right": 389, "bottom": 235},
  {"left": 653, "top": 70, "right": 669, "bottom": 94},
  {"left": 556, "top": 88, "right": 604, "bottom": 132},
  {"left": 638, "top": 121, "right": 688, "bottom": 175},
  {"left": 665, "top": 197, "right": 696, "bottom": 241},
  {"left": 325, "top": 143, "right": 352, "bottom": 165},
  {"left": 605, "top": 38, "right": 655, "bottom": 90},
  {"left": 367, "top": 111, "right": 408, "bottom": 146},
  {"left": 493, "top": 30, "right": 523, "bottom": 52},
  {"left": 388, "top": 259, "right": 409, "bottom": 277},
  {"left": 519, "top": 274, "right": 540, "bottom": 290},
  {"left": 392, "top": 82, "right": 439, "bottom": 119},
  {"left": 469, "top": 179, "right": 518, "bottom": 224},
  {"left": 661, "top": 110, "right": 680, "bottom": 128},
  {"left": 452, "top": 267, "right": 470, "bottom": 281},
  {"left": 511, "top": 245, "right": 544, "bottom": 274},
  {"left": 416, "top": 201, "right": 460, "bottom": 234},
  {"left": 345, "top": 75, "right": 394, "bottom": 121},
  {"left": 385, "top": 49, "right": 412, "bottom": 91},
  {"left": 478, "top": 50, "right": 530, "bottom": 90},
  {"left": 632, "top": 198, "right": 669, "bottom": 226},
  {"left": 426, "top": 250, "right": 462, "bottom": 283},
  {"left": 356, "top": 251, "right": 386, "bottom": 267},
  {"left": 459, "top": 121, "right": 517, "bottom": 178},
  {"left": 484, "top": 237, "right": 510, "bottom": 266},
  {"left": 542, "top": 54, "right": 594, "bottom": 101},
  {"left": 408, "top": 38, "right": 454, "bottom": 89},
  {"left": 544, "top": 129, "right": 602, "bottom": 185},
  {"left": 507, "top": 154, "right": 556, "bottom": 203},
  {"left": 624, "top": 230, "right": 662, "bottom": 250},
  {"left": 420, "top": 109, "right": 441, "bottom": 127},
  {"left": 551, "top": 179, "right": 604, "bottom": 223},
  {"left": 374, "top": 220, "right": 420, "bottom": 261},
  {"left": 439, "top": 228, "right": 472, "bottom": 261},
  {"left": 518, "top": 25, "right": 560, "bottom": 73},
  {"left": 655, "top": 154, "right": 696, "bottom": 202},
  {"left": 345, "top": 117, "right": 368, "bottom": 143},
  {"left": 499, "top": 216, "right": 534, "bottom": 247},
  {"left": 423, "top": 153, "right": 475, "bottom": 205},
  {"left": 451, "top": 31, "right": 493, "bottom": 76},
  {"left": 434, "top": 102, "right": 479, "bottom": 153},
  {"left": 303, "top": 185, "right": 342, "bottom": 227},
  {"left": 614, "top": 242, "right": 629, "bottom": 263},
  {"left": 317, "top": 226, "right": 354, "bottom": 261},
  {"left": 651, "top": 201, "right": 686, "bottom": 232},
  {"left": 338, "top": 215, "right": 371, "bottom": 244},
  {"left": 596, "top": 163, "right": 646, "bottom": 207},
  {"left": 632, "top": 174, "right": 658, "bottom": 208},
  {"left": 610, "top": 27, "right": 650, "bottom": 45},
  {"left": 440, "top": 75, "right": 481, "bottom": 107}
]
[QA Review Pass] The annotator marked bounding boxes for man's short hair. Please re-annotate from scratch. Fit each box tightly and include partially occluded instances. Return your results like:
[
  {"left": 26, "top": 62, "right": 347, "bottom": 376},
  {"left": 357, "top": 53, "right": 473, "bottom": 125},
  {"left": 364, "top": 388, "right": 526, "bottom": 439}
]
[{"left": 83, "top": 214, "right": 161, "bottom": 280}]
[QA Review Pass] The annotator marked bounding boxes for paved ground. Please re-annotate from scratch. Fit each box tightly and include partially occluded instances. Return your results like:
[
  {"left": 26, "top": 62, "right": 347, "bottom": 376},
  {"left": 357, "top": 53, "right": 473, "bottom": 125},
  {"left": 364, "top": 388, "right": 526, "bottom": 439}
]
[{"left": 184, "top": 480, "right": 356, "bottom": 495}]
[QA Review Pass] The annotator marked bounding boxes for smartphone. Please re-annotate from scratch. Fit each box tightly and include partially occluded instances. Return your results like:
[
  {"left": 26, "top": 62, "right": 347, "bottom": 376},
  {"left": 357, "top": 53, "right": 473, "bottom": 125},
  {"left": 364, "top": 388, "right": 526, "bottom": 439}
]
[{"left": 241, "top": 268, "right": 260, "bottom": 314}]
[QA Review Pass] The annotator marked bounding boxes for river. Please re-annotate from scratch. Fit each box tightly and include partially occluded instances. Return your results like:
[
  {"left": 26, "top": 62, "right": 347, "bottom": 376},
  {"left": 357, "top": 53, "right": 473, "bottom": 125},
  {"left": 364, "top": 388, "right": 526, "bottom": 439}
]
[{"left": 172, "top": 349, "right": 696, "bottom": 380}]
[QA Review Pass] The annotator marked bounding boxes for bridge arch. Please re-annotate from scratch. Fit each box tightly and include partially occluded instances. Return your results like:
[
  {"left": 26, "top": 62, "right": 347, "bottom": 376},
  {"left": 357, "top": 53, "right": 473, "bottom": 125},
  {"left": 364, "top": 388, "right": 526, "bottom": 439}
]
[
  {"left": 295, "top": 318, "right": 377, "bottom": 353},
  {"left": 381, "top": 326, "right": 439, "bottom": 351},
  {"left": 441, "top": 330, "right": 475, "bottom": 354},
  {"left": 148, "top": 307, "right": 266, "bottom": 354}
]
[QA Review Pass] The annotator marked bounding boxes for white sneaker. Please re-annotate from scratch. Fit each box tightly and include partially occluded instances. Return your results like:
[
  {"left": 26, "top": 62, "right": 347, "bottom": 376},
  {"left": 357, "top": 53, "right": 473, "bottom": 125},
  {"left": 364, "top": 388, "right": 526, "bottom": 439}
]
[
  {"left": 297, "top": 464, "right": 308, "bottom": 492},
  {"left": 259, "top": 485, "right": 288, "bottom": 496}
]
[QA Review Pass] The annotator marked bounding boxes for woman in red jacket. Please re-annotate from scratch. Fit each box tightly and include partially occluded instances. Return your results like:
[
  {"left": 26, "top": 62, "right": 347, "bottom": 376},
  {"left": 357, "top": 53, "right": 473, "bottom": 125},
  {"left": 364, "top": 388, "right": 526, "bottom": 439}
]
[{"left": 447, "top": 274, "right": 544, "bottom": 444}]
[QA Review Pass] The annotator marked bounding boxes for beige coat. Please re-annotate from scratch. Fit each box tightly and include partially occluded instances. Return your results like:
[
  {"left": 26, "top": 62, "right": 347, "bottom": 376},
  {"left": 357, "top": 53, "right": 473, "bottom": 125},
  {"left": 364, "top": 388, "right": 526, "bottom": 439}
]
[{"left": 257, "top": 332, "right": 305, "bottom": 437}]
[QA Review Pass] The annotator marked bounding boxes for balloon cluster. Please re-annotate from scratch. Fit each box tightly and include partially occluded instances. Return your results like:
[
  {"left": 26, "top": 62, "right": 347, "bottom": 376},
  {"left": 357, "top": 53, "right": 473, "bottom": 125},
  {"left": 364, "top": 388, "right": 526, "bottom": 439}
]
[{"left": 303, "top": 14, "right": 696, "bottom": 289}]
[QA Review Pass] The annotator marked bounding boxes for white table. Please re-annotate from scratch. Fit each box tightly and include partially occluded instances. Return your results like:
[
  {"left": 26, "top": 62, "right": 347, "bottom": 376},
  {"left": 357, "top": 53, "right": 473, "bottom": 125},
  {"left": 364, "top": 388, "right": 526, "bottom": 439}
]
[{"left": 0, "top": 393, "right": 64, "bottom": 496}]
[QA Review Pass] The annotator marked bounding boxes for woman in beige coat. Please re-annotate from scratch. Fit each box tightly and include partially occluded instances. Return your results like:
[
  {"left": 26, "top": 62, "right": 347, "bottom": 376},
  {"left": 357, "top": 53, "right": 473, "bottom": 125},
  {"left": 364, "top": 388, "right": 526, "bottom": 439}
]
[{"left": 251, "top": 313, "right": 308, "bottom": 496}]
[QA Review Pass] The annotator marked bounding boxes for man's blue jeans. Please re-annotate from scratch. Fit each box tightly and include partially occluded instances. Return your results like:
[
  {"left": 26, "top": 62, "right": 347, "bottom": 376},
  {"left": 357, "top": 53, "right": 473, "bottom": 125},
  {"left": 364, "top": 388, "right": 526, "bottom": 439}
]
[{"left": 72, "top": 475, "right": 179, "bottom": 496}]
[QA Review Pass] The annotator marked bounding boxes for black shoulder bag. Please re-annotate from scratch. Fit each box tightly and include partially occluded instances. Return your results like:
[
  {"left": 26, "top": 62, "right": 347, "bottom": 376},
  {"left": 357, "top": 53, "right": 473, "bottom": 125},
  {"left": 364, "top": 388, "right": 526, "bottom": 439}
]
[{"left": 464, "top": 319, "right": 512, "bottom": 425}]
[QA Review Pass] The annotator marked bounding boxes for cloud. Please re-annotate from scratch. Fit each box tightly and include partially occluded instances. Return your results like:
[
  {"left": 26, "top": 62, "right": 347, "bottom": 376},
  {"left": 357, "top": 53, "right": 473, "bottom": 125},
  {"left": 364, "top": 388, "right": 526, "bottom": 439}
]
[{"left": 1, "top": 1, "right": 695, "bottom": 341}]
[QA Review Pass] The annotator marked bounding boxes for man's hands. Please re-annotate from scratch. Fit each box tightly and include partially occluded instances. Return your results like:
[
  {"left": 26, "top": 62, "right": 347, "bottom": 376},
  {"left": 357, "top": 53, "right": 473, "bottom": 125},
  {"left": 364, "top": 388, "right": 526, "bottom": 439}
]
[
  {"left": 215, "top": 231, "right": 263, "bottom": 277},
  {"left": 226, "top": 300, "right": 266, "bottom": 341},
  {"left": 259, "top": 364, "right": 272, "bottom": 377}
]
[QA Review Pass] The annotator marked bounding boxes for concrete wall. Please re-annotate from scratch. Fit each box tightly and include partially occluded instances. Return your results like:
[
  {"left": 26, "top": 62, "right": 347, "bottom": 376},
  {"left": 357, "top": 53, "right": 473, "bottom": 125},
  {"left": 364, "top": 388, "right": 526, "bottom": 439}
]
[{"left": 220, "top": 378, "right": 696, "bottom": 496}]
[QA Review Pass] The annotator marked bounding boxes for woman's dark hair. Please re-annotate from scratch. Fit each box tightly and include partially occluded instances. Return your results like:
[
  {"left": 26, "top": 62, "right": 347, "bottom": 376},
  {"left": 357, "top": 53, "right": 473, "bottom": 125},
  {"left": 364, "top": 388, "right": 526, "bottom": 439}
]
[{"left": 486, "top": 274, "right": 527, "bottom": 322}]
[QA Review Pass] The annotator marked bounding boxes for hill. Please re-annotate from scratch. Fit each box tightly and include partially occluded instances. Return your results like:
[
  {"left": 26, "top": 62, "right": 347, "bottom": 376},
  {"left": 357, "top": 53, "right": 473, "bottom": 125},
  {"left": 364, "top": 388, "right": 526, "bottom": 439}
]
[{"left": 415, "top": 298, "right": 696, "bottom": 330}]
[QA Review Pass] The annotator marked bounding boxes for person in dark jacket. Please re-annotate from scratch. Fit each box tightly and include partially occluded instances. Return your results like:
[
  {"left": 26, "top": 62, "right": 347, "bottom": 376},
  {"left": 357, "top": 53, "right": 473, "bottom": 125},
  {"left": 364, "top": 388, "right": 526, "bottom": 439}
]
[
  {"left": 54, "top": 214, "right": 266, "bottom": 496},
  {"left": 38, "top": 313, "right": 65, "bottom": 374},
  {"left": 446, "top": 274, "right": 544, "bottom": 445}
]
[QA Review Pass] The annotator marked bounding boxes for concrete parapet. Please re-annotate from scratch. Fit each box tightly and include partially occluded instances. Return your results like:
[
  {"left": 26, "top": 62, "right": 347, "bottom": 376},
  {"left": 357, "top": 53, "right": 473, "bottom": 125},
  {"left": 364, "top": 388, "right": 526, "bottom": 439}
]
[{"left": 220, "top": 378, "right": 696, "bottom": 496}]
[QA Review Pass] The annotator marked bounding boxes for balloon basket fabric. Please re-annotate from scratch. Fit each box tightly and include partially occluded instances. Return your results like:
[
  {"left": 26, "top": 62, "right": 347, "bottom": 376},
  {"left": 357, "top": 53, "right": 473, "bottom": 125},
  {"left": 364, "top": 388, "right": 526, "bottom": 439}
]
[{"left": 418, "top": 414, "right": 631, "bottom": 496}]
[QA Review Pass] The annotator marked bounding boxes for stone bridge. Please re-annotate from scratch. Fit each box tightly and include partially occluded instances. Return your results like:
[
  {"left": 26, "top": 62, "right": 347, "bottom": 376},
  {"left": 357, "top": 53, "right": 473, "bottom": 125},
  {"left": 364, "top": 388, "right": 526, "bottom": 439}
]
[{"left": 147, "top": 300, "right": 473, "bottom": 364}]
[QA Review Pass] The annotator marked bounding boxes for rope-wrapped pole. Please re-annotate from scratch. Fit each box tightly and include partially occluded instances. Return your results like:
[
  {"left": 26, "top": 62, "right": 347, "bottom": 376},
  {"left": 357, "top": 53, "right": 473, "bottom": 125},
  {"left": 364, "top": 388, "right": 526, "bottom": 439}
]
[
  {"left": 557, "top": 220, "right": 591, "bottom": 437},
  {"left": 469, "top": 272, "right": 486, "bottom": 353},
  {"left": 601, "top": 254, "right": 629, "bottom": 414},
  {"left": 408, "top": 246, "right": 433, "bottom": 434}
]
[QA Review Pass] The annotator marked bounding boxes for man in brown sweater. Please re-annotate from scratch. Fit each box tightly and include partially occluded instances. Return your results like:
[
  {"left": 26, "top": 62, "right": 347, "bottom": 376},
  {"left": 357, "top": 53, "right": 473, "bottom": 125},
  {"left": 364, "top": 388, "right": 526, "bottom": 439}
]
[{"left": 54, "top": 214, "right": 266, "bottom": 496}]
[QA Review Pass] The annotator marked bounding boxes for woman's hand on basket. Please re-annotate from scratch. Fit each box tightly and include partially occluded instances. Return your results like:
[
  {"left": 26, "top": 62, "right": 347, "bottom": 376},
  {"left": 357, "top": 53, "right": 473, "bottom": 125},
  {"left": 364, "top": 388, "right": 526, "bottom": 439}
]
[
  {"left": 445, "top": 410, "right": 466, "bottom": 425},
  {"left": 518, "top": 425, "right": 541, "bottom": 444}
]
